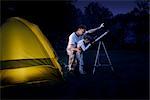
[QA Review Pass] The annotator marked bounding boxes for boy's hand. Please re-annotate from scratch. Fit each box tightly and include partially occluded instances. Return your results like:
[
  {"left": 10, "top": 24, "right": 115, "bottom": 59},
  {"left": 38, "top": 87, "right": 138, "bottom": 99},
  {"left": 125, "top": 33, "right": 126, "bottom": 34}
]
[
  {"left": 90, "top": 41, "right": 95, "bottom": 46},
  {"left": 91, "top": 41, "right": 95, "bottom": 45}
]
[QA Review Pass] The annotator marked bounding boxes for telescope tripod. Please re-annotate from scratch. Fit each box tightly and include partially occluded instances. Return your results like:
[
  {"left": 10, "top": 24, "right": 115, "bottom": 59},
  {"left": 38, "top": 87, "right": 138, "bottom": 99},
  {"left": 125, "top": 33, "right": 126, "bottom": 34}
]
[{"left": 93, "top": 41, "right": 114, "bottom": 74}]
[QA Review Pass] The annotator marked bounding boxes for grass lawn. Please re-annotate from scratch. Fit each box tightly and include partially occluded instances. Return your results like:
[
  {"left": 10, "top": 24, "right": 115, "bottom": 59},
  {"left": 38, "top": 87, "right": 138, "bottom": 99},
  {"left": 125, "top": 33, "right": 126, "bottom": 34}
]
[{"left": 2, "top": 50, "right": 149, "bottom": 99}]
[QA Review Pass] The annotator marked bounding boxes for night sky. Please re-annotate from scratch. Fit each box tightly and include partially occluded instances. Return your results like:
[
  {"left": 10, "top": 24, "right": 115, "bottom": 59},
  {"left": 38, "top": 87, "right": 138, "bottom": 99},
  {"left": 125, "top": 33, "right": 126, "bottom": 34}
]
[{"left": 73, "top": 0, "right": 136, "bottom": 15}]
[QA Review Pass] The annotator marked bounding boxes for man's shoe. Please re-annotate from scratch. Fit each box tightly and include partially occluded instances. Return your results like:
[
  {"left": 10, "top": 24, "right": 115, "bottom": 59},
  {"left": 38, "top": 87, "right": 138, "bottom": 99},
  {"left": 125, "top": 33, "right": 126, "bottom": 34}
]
[{"left": 80, "top": 72, "right": 87, "bottom": 75}]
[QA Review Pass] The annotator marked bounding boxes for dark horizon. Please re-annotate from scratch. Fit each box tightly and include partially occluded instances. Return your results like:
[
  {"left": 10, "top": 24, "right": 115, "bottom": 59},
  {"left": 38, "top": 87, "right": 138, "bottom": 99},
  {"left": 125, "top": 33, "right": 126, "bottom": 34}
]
[{"left": 73, "top": 0, "right": 137, "bottom": 15}]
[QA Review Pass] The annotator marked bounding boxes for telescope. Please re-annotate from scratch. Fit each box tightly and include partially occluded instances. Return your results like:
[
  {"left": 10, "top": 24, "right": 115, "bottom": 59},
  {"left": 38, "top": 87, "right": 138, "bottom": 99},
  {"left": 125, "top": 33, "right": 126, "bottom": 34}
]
[
  {"left": 92, "top": 30, "right": 109, "bottom": 44},
  {"left": 80, "top": 30, "right": 109, "bottom": 52}
]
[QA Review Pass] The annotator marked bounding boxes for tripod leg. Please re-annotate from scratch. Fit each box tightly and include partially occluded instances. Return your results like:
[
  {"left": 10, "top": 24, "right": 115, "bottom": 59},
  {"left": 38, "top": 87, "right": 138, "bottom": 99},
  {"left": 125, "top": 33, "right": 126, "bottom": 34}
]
[
  {"left": 93, "top": 41, "right": 101, "bottom": 74},
  {"left": 102, "top": 42, "right": 114, "bottom": 72}
]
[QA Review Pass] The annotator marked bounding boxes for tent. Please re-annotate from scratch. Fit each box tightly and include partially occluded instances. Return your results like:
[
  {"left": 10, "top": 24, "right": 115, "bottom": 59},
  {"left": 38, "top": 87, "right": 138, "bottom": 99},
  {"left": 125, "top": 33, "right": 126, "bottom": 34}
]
[{"left": 0, "top": 17, "right": 63, "bottom": 87}]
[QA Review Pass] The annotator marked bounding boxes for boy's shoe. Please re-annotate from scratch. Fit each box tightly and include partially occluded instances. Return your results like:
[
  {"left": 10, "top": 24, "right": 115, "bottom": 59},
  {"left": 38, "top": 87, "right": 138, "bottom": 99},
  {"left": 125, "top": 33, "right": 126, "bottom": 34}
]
[{"left": 68, "top": 67, "right": 74, "bottom": 72}]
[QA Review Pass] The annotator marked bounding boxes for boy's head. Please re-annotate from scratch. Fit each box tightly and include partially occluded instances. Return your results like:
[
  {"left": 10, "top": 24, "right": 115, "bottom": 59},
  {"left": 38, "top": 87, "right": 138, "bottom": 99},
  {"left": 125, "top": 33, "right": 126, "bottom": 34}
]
[
  {"left": 76, "top": 25, "right": 86, "bottom": 36},
  {"left": 83, "top": 35, "right": 92, "bottom": 44}
]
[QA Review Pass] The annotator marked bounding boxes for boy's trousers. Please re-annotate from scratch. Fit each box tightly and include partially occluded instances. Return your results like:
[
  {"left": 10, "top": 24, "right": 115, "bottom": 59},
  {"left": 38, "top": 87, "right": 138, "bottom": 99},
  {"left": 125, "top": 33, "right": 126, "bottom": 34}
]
[{"left": 76, "top": 52, "right": 85, "bottom": 74}]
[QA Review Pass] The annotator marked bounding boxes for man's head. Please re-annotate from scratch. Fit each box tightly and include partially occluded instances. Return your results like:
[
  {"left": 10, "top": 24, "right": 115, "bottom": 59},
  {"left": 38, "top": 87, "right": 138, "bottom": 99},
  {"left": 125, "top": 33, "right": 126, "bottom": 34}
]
[
  {"left": 83, "top": 35, "right": 92, "bottom": 44},
  {"left": 76, "top": 25, "right": 86, "bottom": 36}
]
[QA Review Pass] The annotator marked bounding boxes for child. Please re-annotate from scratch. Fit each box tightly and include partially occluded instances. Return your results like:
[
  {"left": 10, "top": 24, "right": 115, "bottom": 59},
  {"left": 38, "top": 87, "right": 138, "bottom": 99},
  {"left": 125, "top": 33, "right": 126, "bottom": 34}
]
[
  {"left": 76, "top": 31, "right": 109, "bottom": 74},
  {"left": 76, "top": 35, "right": 93, "bottom": 74}
]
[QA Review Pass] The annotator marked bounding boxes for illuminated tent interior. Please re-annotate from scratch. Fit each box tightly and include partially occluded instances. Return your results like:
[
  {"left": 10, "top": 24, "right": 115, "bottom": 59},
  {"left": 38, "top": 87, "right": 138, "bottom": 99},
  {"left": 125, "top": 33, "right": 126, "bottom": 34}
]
[{"left": 0, "top": 17, "right": 63, "bottom": 87}]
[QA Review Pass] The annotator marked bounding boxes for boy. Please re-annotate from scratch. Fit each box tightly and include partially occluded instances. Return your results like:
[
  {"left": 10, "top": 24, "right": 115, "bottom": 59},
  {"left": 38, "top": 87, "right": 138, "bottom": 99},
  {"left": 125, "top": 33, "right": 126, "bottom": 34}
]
[
  {"left": 76, "top": 31, "right": 109, "bottom": 74},
  {"left": 76, "top": 35, "right": 93, "bottom": 74}
]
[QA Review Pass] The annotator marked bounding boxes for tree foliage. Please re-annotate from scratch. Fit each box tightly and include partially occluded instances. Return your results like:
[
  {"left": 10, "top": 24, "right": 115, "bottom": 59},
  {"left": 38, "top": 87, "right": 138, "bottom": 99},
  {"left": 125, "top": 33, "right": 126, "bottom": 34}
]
[
  {"left": 84, "top": 2, "right": 113, "bottom": 28},
  {"left": 1, "top": 1, "right": 149, "bottom": 50}
]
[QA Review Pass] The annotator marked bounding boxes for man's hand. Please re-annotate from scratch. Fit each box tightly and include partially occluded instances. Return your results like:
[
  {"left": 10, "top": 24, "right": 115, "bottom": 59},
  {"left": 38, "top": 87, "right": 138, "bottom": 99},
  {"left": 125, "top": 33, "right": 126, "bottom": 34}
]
[
  {"left": 76, "top": 48, "right": 81, "bottom": 53},
  {"left": 100, "top": 23, "right": 104, "bottom": 28},
  {"left": 99, "top": 23, "right": 104, "bottom": 29}
]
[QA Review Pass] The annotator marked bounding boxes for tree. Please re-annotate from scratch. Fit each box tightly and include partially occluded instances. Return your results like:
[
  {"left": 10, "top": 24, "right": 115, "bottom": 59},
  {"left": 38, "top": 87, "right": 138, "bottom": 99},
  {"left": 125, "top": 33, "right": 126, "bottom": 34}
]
[
  {"left": 129, "top": 0, "right": 149, "bottom": 50},
  {"left": 1, "top": 1, "right": 84, "bottom": 50},
  {"left": 110, "top": 0, "right": 149, "bottom": 50},
  {"left": 84, "top": 2, "right": 113, "bottom": 28}
]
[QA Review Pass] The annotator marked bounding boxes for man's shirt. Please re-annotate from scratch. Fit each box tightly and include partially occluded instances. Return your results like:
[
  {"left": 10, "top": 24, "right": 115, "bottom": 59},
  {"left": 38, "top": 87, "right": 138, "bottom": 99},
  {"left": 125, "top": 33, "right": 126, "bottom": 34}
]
[{"left": 66, "top": 31, "right": 88, "bottom": 54}]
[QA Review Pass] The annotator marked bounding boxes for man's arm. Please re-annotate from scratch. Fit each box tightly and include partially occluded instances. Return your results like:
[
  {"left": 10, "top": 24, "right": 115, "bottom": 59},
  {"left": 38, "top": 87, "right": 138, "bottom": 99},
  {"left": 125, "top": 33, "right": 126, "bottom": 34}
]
[
  {"left": 67, "top": 34, "right": 81, "bottom": 53},
  {"left": 68, "top": 44, "right": 81, "bottom": 53},
  {"left": 87, "top": 23, "right": 104, "bottom": 34}
]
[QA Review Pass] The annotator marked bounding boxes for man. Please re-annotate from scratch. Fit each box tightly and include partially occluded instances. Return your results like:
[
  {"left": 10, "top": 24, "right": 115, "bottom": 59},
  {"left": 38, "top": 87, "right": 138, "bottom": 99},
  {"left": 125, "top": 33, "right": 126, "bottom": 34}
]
[{"left": 66, "top": 23, "right": 104, "bottom": 72}]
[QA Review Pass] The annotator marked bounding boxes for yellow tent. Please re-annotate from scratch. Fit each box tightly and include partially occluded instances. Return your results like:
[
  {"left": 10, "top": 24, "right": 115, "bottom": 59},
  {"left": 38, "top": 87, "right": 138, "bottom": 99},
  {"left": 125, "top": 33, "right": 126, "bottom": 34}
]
[{"left": 0, "top": 17, "right": 63, "bottom": 87}]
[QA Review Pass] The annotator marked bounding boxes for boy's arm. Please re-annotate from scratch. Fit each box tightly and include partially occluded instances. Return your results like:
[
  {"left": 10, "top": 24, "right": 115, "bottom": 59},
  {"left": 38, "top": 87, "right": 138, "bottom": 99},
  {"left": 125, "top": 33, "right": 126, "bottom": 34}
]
[
  {"left": 86, "top": 23, "right": 104, "bottom": 34},
  {"left": 84, "top": 44, "right": 91, "bottom": 51},
  {"left": 78, "top": 43, "right": 91, "bottom": 52}
]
